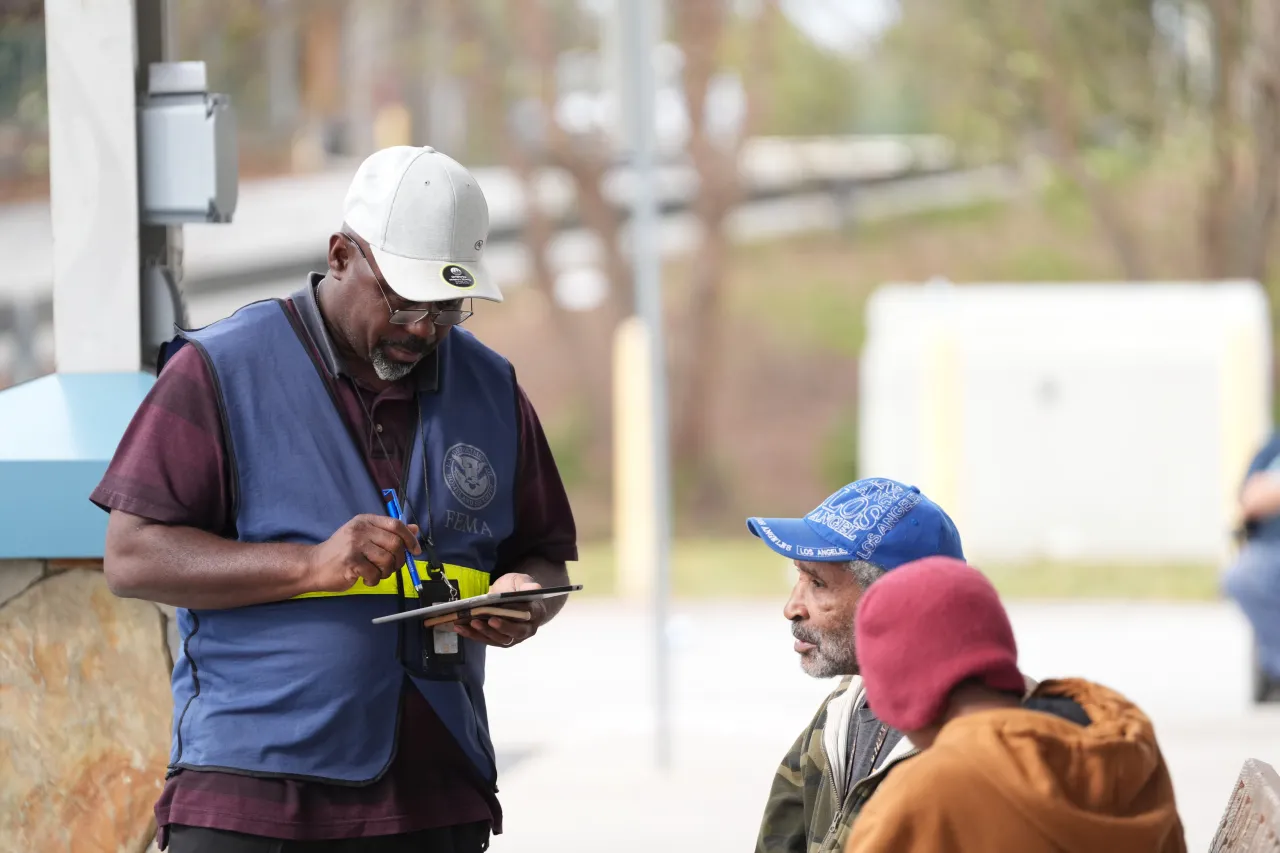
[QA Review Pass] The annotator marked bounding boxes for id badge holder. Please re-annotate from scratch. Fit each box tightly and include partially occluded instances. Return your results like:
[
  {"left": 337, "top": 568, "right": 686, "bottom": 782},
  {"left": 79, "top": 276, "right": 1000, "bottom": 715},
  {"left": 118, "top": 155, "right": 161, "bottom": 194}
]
[{"left": 419, "top": 563, "right": 465, "bottom": 677}]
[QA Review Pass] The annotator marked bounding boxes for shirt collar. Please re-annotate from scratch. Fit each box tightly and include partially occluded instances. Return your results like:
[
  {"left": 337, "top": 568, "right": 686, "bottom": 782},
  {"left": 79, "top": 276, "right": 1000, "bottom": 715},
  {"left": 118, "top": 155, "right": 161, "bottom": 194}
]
[{"left": 291, "top": 273, "right": 439, "bottom": 392}]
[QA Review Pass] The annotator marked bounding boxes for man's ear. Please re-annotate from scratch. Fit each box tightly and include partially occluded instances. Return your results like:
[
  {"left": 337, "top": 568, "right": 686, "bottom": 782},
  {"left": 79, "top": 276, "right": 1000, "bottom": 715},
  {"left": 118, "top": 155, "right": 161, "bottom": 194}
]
[{"left": 328, "top": 233, "right": 353, "bottom": 275}]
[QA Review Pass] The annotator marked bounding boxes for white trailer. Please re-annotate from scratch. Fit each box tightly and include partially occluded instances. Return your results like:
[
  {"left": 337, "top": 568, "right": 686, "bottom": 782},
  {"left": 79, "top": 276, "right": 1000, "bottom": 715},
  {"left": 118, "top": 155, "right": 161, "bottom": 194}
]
[{"left": 859, "top": 280, "right": 1272, "bottom": 566}]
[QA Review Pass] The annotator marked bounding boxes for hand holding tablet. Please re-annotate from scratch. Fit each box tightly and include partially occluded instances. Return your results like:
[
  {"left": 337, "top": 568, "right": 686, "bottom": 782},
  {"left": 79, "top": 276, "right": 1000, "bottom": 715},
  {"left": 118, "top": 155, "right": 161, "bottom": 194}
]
[{"left": 371, "top": 584, "right": 583, "bottom": 625}]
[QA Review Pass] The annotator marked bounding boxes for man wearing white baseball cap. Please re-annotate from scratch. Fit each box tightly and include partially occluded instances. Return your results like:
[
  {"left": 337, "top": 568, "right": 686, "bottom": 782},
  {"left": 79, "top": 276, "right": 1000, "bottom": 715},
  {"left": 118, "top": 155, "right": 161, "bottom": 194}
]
[
  {"left": 96, "top": 146, "right": 578, "bottom": 852},
  {"left": 344, "top": 144, "right": 504, "bottom": 307}
]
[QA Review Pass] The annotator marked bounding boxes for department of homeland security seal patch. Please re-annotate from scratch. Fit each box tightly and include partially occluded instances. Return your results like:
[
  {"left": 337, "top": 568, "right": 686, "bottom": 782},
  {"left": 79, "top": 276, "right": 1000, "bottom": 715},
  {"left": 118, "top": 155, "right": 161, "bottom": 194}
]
[{"left": 443, "top": 443, "right": 496, "bottom": 510}]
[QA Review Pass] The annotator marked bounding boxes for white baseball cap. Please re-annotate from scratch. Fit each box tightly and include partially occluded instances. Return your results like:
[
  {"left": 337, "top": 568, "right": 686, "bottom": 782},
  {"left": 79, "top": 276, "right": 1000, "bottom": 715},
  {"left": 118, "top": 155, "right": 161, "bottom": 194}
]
[{"left": 342, "top": 146, "right": 502, "bottom": 304}]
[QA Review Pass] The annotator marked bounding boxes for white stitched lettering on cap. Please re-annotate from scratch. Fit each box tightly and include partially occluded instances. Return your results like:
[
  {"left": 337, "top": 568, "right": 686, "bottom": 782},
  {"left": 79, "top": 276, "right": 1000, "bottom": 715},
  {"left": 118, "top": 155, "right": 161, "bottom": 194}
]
[{"left": 757, "top": 522, "right": 793, "bottom": 552}]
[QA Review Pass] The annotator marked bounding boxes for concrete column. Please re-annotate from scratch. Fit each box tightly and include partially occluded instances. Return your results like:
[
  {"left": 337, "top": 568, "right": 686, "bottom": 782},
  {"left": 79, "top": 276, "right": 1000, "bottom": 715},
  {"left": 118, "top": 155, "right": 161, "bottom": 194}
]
[{"left": 43, "top": 0, "right": 142, "bottom": 373}]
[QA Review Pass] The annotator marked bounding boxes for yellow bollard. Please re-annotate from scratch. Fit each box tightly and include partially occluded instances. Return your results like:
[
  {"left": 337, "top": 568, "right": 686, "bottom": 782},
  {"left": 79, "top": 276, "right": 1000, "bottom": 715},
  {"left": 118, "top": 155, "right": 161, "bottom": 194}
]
[
  {"left": 373, "top": 102, "right": 413, "bottom": 150},
  {"left": 613, "top": 316, "right": 657, "bottom": 600}
]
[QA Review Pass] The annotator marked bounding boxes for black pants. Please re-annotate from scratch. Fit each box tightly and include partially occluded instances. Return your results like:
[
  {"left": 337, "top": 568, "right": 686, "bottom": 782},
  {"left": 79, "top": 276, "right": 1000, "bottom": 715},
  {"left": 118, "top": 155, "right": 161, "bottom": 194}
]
[{"left": 166, "top": 823, "right": 490, "bottom": 853}]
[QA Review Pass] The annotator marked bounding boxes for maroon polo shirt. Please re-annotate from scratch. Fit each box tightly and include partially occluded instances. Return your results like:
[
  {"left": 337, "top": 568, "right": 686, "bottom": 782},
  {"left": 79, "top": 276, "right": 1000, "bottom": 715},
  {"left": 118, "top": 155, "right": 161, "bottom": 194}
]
[{"left": 91, "top": 276, "right": 577, "bottom": 845}]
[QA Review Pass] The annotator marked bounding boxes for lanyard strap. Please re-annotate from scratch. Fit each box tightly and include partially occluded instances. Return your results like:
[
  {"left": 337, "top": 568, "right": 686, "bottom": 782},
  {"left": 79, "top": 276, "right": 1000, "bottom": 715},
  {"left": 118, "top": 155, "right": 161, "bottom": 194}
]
[{"left": 350, "top": 384, "right": 447, "bottom": 586}]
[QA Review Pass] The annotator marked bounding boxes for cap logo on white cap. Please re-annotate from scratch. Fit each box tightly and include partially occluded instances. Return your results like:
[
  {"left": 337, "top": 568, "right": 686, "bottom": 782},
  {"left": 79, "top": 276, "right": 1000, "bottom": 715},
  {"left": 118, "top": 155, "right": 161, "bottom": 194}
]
[{"left": 443, "top": 265, "right": 476, "bottom": 289}]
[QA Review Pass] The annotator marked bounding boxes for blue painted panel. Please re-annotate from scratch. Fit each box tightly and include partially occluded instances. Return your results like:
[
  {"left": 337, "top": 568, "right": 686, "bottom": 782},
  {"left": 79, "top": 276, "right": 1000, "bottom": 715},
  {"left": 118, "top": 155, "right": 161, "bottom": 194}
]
[
  {"left": 0, "top": 372, "right": 155, "bottom": 558},
  {"left": 0, "top": 460, "right": 115, "bottom": 557},
  {"left": 0, "top": 372, "right": 155, "bottom": 460}
]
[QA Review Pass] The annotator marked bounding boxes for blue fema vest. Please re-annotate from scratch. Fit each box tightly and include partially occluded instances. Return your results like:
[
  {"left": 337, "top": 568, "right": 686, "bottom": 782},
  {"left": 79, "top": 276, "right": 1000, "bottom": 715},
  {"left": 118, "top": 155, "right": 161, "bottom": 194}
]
[{"left": 169, "top": 299, "right": 517, "bottom": 786}]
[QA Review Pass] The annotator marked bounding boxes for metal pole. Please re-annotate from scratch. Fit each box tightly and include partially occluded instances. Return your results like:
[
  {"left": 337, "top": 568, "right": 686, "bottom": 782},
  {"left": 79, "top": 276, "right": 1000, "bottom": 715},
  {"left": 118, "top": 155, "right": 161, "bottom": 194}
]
[
  {"left": 134, "top": 0, "right": 186, "bottom": 371},
  {"left": 618, "top": 0, "right": 672, "bottom": 770},
  {"left": 10, "top": 297, "right": 39, "bottom": 384}
]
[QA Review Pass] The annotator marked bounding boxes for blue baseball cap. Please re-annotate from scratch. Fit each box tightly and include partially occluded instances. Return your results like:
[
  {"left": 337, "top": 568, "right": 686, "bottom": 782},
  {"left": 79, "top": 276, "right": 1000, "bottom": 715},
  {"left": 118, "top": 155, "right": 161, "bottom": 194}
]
[{"left": 746, "top": 478, "right": 964, "bottom": 569}]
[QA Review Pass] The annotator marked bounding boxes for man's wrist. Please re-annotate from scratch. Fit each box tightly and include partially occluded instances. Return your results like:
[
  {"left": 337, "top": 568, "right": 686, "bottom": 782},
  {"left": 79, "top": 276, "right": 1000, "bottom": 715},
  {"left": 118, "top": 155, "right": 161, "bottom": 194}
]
[{"left": 284, "top": 544, "right": 318, "bottom": 596}]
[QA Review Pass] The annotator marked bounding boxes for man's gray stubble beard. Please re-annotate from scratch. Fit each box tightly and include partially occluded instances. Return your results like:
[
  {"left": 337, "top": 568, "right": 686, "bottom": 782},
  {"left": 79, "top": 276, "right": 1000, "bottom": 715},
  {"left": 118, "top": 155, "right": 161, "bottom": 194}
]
[
  {"left": 370, "top": 346, "right": 418, "bottom": 381},
  {"left": 794, "top": 622, "right": 858, "bottom": 679}
]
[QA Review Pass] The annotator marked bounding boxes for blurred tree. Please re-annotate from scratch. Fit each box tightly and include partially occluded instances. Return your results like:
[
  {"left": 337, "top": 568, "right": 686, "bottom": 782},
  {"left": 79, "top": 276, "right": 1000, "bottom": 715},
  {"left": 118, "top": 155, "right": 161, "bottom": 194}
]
[
  {"left": 884, "top": 0, "right": 1280, "bottom": 287},
  {"left": 447, "top": 0, "right": 785, "bottom": 515},
  {"left": 883, "top": 0, "right": 1164, "bottom": 280},
  {"left": 851, "top": 61, "right": 931, "bottom": 135},
  {"left": 1242, "top": 0, "right": 1280, "bottom": 284},
  {"left": 720, "top": 8, "right": 856, "bottom": 137},
  {"left": 172, "top": 0, "right": 287, "bottom": 171},
  {"left": 0, "top": 9, "right": 46, "bottom": 184},
  {"left": 175, "top": 0, "right": 269, "bottom": 122},
  {"left": 1201, "top": 0, "right": 1280, "bottom": 283},
  {"left": 443, "top": 0, "right": 623, "bottom": 462},
  {"left": 667, "top": 0, "right": 778, "bottom": 513}
]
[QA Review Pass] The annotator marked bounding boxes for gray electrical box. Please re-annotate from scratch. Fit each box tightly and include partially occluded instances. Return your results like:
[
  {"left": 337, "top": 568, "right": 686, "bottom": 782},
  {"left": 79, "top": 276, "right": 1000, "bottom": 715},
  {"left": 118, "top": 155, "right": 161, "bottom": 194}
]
[{"left": 138, "top": 61, "right": 238, "bottom": 224}]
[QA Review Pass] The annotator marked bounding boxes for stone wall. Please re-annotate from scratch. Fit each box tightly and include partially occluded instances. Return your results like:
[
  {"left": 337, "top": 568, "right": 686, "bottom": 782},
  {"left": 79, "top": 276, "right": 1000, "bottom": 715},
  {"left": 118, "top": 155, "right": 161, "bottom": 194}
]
[{"left": 0, "top": 559, "right": 174, "bottom": 853}]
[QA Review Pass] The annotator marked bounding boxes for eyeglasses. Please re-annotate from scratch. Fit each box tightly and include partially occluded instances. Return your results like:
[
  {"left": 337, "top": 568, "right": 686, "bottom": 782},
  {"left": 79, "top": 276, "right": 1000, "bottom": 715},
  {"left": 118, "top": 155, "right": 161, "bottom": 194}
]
[
  {"left": 384, "top": 296, "right": 472, "bottom": 327},
  {"left": 342, "top": 234, "right": 474, "bottom": 327}
]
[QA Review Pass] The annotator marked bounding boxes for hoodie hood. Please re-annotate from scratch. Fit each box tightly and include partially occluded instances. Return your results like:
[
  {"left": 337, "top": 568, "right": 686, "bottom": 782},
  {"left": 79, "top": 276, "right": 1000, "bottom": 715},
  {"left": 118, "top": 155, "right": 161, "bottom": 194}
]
[{"left": 935, "top": 678, "right": 1185, "bottom": 852}]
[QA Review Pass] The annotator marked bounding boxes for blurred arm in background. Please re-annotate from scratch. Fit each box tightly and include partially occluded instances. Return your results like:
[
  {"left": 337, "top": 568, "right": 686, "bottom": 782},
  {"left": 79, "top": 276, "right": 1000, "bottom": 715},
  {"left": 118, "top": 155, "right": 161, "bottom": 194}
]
[
  {"left": 1240, "top": 436, "right": 1280, "bottom": 526},
  {"left": 1242, "top": 470, "right": 1280, "bottom": 522}
]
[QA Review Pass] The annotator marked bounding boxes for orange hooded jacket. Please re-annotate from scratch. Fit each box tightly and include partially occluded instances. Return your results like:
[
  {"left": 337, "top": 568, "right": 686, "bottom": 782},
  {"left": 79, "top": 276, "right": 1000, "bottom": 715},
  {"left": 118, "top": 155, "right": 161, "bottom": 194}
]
[{"left": 845, "top": 678, "right": 1186, "bottom": 853}]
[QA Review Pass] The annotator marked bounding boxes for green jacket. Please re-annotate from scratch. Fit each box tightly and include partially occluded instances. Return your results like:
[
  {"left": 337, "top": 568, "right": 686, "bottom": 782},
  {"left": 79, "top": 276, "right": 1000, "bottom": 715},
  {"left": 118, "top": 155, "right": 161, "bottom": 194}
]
[{"left": 754, "top": 676, "right": 916, "bottom": 853}]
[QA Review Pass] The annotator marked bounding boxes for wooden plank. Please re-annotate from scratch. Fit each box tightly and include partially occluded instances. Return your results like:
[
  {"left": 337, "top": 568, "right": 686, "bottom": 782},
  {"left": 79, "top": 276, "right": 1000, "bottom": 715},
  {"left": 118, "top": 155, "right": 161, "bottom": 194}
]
[{"left": 1210, "top": 759, "right": 1280, "bottom": 852}]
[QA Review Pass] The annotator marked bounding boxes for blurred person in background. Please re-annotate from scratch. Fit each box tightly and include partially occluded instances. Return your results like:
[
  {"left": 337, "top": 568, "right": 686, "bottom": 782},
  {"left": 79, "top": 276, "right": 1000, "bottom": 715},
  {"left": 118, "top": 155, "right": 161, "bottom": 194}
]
[
  {"left": 747, "top": 478, "right": 968, "bottom": 853},
  {"left": 845, "top": 556, "right": 1186, "bottom": 853},
  {"left": 1225, "top": 433, "right": 1280, "bottom": 702},
  {"left": 95, "top": 146, "right": 577, "bottom": 852}
]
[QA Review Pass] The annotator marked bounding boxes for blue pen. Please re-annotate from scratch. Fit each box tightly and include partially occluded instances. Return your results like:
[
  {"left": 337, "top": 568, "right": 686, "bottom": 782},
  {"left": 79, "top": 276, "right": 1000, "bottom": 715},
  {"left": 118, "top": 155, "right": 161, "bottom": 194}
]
[{"left": 382, "top": 489, "right": 424, "bottom": 594}]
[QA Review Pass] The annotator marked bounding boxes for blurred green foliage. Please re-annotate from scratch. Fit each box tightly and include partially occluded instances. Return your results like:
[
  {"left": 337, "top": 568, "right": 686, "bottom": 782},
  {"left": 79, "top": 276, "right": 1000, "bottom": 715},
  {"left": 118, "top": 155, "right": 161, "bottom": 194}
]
[
  {"left": 570, "top": 537, "right": 1220, "bottom": 600},
  {"left": 0, "top": 18, "right": 43, "bottom": 124},
  {"left": 992, "top": 247, "right": 1099, "bottom": 281},
  {"left": 544, "top": 402, "right": 593, "bottom": 492},
  {"left": 879, "top": 0, "right": 1166, "bottom": 159},
  {"left": 817, "top": 405, "right": 860, "bottom": 494},
  {"left": 722, "top": 9, "right": 859, "bottom": 137},
  {"left": 173, "top": 0, "right": 271, "bottom": 127},
  {"left": 0, "top": 15, "right": 47, "bottom": 180}
]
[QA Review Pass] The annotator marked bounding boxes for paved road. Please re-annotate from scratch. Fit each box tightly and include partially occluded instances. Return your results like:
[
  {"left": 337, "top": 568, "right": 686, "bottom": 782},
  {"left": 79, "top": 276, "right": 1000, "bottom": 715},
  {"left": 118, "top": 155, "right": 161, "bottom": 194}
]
[{"left": 482, "top": 598, "right": 1278, "bottom": 853}]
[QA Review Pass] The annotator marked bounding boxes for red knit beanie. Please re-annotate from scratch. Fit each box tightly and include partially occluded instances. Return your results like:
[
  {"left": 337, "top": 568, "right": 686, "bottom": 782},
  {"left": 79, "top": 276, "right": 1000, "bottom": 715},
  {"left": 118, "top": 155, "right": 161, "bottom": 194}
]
[{"left": 854, "top": 556, "right": 1024, "bottom": 732}]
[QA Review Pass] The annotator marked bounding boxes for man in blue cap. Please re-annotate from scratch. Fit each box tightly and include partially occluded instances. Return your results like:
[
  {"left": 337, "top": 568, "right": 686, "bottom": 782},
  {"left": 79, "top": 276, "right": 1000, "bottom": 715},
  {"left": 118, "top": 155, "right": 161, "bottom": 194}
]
[{"left": 750, "top": 477, "right": 966, "bottom": 853}]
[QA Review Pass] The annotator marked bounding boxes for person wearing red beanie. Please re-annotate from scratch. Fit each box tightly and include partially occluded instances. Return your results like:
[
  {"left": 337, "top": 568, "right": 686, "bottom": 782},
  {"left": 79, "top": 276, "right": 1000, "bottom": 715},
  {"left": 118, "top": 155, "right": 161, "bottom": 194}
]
[
  {"left": 845, "top": 557, "right": 1187, "bottom": 853},
  {"left": 853, "top": 556, "right": 1026, "bottom": 738}
]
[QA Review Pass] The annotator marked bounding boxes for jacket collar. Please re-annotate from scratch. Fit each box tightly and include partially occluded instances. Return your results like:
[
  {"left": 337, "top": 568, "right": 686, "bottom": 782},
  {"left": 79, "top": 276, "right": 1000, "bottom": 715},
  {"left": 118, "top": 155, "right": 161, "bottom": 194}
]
[{"left": 291, "top": 273, "right": 439, "bottom": 393}]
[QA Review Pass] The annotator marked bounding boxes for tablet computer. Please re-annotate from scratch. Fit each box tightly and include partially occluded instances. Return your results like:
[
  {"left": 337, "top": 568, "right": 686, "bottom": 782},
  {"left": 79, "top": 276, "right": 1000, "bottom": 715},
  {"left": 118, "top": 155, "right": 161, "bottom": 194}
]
[{"left": 370, "top": 584, "right": 584, "bottom": 625}]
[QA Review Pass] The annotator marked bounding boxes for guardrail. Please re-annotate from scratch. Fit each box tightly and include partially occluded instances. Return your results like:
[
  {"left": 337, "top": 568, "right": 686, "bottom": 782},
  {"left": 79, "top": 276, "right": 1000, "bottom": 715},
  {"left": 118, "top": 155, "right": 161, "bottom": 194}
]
[
  {"left": 0, "top": 134, "right": 957, "bottom": 299},
  {"left": 0, "top": 135, "right": 1013, "bottom": 386}
]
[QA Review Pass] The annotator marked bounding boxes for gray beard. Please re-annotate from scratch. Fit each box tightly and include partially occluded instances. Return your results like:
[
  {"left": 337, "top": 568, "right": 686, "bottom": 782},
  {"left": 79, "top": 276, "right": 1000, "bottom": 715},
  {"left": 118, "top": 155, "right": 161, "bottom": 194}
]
[
  {"left": 370, "top": 346, "right": 419, "bottom": 382},
  {"left": 793, "top": 621, "right": 858, "bottom": 679}
]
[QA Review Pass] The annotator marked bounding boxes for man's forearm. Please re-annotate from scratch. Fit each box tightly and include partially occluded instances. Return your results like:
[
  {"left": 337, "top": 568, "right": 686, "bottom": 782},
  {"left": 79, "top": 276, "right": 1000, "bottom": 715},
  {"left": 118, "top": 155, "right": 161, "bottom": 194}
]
[
  {"left": 1242, "top": 472, "right": 1280, "bottom": 522},
  {"left": 516, "top": 557, "right": 571, "bottom": 623},
  {"left": 104, "top": 510, "right": 315, "bottom": 610}
]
